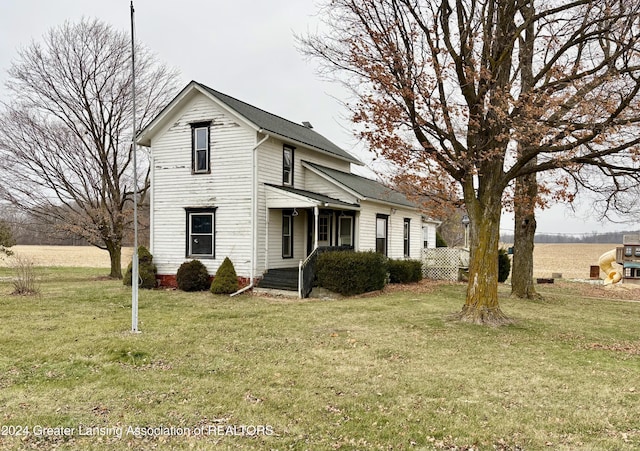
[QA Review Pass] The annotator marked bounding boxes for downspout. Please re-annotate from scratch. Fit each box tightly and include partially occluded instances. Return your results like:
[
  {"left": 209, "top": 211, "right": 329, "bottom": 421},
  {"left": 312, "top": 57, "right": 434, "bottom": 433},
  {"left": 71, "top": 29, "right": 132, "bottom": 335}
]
[
  {"left": 231, "top": 131, "right": 270, "bottom": 296},
  {"left": 314, "top": 206, "right": 319, "bottom": 250}
]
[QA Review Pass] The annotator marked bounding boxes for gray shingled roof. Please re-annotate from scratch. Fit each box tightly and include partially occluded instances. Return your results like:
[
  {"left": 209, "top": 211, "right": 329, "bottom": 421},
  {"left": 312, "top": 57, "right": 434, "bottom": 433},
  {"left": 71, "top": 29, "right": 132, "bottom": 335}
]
[
  {"left": 195, "top": 82, "right": 361, "bottom": 164},
  {"left": 304, "top": 162, "right": 417, "bottom": 208},
  {"left": 265, "top": 184, "right": 359, "bottom": 208}
]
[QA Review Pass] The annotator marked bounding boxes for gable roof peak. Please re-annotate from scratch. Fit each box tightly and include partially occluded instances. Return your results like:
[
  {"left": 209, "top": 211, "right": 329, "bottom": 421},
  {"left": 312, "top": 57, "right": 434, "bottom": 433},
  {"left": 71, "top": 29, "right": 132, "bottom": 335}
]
[{"left": 193, "top": 81, "right": 361, "bottom": 165}]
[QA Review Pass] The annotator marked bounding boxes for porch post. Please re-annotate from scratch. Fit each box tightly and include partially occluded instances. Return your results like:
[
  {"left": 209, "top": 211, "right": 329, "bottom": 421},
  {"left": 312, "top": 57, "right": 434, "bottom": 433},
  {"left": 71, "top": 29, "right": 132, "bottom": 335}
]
[{"left": 314, "top": 206, "right": 319, "bottom": 251}]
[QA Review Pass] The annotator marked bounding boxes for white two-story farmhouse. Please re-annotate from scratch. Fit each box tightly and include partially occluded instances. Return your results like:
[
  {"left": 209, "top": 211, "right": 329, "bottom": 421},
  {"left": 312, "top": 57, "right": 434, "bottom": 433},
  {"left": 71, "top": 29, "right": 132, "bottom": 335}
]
[{"left": 137, "top": 81, "right": 439, "bottom": 294}]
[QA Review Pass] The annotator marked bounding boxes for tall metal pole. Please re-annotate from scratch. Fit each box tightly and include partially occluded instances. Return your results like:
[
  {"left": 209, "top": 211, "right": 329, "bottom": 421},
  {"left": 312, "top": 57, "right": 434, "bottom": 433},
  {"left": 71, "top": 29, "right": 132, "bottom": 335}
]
[{"left": 130, "top": 1, "right": 139, "bottom": 333}]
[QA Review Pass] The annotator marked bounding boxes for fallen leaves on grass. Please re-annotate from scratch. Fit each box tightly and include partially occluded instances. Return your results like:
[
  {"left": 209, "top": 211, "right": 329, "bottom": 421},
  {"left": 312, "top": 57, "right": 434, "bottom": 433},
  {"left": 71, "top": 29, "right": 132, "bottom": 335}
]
[
  {"left": 381, "top": 279, "right": 454, "bottom": 295},
  {"left": 585, "top": 342, "right": 640, "bottom": 355},
  {"left": 552, "top": 281, "right": 640, "bottom": 301}
]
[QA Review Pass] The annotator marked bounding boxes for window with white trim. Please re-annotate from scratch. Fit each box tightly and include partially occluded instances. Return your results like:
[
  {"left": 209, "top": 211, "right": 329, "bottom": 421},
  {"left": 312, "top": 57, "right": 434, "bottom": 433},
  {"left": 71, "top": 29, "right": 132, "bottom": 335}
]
[
  {"left": 376, "top": 214, "right": 388, "bottom": 256},
  {"left": 422, "top": 226, "right": 429, "bottom": 249},
  {"left": 186, "top": 208, "right": 215, "bottom": 258},
  {"left": 191, "top": 122, "right": 211, "bottom": 173},
  {"left": 282, "top": 212, "right": 293, "bottom": 258},
  {"left": 338, "top": 215, "right": 353, "bottom": 246},
  {"left": 404, "top": 218, "right": 411, "bottom": 257},
  {"left": 283, "top": 146, "right": 294, "bottom": 185}
]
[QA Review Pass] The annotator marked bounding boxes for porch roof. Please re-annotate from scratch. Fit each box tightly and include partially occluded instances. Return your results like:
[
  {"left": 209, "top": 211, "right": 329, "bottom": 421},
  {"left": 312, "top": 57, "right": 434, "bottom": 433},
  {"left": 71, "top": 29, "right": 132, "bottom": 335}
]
[
  {"left": 302, "top": 161, "right": 417, "bottom": 209},
  {"left": 265, "top": 184, "right": 360, "bottom": 210}
]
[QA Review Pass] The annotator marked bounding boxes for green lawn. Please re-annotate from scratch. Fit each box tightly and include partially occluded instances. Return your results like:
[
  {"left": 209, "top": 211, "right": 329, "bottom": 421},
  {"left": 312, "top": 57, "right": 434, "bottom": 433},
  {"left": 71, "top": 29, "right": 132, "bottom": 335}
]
[{"left": 0, "top": 267, "right": 638, "bottom": 450}]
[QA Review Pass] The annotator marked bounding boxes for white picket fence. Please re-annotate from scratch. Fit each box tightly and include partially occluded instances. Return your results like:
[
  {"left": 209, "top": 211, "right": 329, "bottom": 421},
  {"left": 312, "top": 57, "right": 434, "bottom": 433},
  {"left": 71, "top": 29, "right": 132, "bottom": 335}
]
[{"left": 422, "top": 248, "right": 469, "bottom": 281}]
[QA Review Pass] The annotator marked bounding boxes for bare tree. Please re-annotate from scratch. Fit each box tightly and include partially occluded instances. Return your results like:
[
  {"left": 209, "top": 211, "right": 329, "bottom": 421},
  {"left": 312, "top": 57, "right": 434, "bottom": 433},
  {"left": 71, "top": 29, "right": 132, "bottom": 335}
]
[
  {"left": 0, "top": 19, "right": 179, "bottom": 278},
  {"left": 301, "top": 0, "right": 640, "bottom": 324}
]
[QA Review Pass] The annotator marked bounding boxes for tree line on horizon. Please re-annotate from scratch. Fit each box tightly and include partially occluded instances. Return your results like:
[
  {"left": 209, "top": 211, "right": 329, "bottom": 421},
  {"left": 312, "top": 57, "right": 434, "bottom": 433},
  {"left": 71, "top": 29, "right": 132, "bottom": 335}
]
[{"left": 501, "top": 230, "right": 640, "bottom": 244}]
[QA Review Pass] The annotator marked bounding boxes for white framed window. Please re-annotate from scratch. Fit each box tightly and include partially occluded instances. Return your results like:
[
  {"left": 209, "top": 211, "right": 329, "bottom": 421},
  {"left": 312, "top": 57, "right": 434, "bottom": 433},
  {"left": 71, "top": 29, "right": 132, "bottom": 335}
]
[
  {"left": 186, "top": 208, "right": 215, "bottom": 258},
  {"left": 283, "top": 146, "right": 294, "bottom": 185},
  {"left": 404, "top": 218, "right": 411, "bottom": 257},
  {"left": 282, "top": 212, "right": 293, "bottom": 258},
  {"left": 338, "top": 215, "right": 353, "bottom": 246},
  {"left": 376, "top": 214, "right": 388, "bottom": 256},
  {"left": 318, "top": 215, "right": 330, "bottom": 243},
  {"left": 192, "top": 122, "right": 210, "bottom": 173}
]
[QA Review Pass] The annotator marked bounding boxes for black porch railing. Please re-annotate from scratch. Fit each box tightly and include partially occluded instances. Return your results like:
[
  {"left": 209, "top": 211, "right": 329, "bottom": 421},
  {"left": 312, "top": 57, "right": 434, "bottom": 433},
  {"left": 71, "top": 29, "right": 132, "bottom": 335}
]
[{"left": 298, "top": 245, "right": 353, "bottom": 298}]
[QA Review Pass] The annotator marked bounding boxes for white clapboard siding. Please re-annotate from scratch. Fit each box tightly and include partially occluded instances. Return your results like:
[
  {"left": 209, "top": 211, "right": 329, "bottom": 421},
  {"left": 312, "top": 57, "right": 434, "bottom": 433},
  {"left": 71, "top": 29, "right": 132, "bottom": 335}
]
[
  {"left": 356, "top": 201, "right": 423, "bottom": 259},
  {"left": 264, "top": 209, "right": 309, "bottom": 269},
  {"left": 151, "top": 94, "right": 254, "bottom": 277},
  {"left": 256, "top": 137, "right": 352, "bottom": 189},
  {"left": 303, "top": 170, "right": 359, "bottom": 205},
  {"left": 422, "top": 222, "right": 438, "bottom": 250}
]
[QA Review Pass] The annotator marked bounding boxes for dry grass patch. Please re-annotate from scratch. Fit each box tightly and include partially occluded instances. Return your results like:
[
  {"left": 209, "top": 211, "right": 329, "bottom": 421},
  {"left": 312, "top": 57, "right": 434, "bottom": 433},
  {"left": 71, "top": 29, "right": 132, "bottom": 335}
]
[{"left": 0, "top": 245, "right": 133, "bottom": 268}]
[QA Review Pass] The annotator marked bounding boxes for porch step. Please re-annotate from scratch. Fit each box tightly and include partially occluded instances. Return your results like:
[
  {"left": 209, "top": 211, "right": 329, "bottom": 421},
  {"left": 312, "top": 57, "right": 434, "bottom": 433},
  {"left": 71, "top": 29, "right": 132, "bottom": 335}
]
[{"left": 257, "top": 267, "right": 299, "bottom": 291}]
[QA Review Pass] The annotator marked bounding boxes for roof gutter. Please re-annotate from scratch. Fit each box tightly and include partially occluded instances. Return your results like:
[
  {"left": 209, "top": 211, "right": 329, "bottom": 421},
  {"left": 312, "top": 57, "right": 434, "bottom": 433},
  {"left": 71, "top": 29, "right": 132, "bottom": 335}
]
[{"left": 231, "top": 130, "right": 270, "bottom": 297}]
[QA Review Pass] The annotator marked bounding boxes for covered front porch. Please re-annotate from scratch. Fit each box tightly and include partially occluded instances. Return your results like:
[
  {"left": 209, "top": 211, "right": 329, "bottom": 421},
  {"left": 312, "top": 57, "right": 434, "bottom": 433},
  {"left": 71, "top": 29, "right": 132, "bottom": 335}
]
[{"left": 261, "top": 185, "right": 359, "bottom": 294}]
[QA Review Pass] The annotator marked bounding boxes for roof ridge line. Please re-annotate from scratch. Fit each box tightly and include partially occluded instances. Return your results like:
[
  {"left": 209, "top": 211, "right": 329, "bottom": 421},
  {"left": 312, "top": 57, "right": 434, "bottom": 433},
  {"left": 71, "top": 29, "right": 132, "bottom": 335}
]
[{"left": 195, "top": 81, "right": 320, "bottom": 134}]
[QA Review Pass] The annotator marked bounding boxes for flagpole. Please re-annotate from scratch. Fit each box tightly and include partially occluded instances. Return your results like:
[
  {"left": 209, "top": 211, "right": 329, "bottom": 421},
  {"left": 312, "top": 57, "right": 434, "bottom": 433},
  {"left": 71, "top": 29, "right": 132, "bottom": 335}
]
[{"left": 130, "top": 0, "right": 140, "bottom": 333}]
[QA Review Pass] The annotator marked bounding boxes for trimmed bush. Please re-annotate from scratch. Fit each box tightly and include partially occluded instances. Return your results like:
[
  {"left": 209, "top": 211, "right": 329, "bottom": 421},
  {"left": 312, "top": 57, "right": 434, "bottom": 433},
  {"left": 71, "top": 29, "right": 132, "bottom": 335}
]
[
  {"left": 316, "top": 251, "right": 387, "bottom": 296},
  {"left": 210, "top": 257, "right": 239, "bottom": 295},
  {"left": 436, "top": 231, "right": 448, "bottom": 247},
  {"left": 498, "top": 248, "right": 511, "bottom": 283},
  {"left": 388, "top": 259, "right": 423, "bottom": 284},
  {"left": 176, "top": 259, "right": 210, "bottom": 292},
  {"left": 123, "top": 246, "right": 157, "bottom": 289}
]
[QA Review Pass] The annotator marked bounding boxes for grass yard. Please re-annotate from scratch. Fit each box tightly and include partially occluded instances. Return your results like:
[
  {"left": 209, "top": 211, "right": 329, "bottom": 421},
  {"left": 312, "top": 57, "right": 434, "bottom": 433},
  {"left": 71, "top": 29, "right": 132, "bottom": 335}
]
[{"left": 0, "top": 267, "right": 639, "bottom": 450}]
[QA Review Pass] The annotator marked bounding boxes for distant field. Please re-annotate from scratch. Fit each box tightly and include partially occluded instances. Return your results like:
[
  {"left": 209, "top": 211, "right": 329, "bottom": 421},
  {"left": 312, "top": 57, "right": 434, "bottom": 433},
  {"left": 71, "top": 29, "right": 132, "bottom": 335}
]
[
  {"left": 0, "top": 245, "right": 134, "bottom": 268},
  {"left": 531, "top": 243, "right": 616, "bottom": 279},
  {"left": 0, "top": 243, "right": 619, "bottom": 280}
]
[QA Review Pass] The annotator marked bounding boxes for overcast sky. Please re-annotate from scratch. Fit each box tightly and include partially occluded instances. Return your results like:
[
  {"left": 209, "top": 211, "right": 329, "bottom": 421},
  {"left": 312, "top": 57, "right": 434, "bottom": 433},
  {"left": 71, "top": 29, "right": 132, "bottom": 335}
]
[{"left": 0, "top": 0, "right": 636, "bottom": 236}]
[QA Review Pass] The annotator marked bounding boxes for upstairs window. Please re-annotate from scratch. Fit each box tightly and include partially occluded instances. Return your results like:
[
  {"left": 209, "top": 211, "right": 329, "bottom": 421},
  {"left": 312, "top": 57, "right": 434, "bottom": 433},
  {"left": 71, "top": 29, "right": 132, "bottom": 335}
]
[
  {"left": 191, "top": 122, "right": 211, "bottom": 174},
  {"left": 283, "top": 146, "right": 294, "bottom": 186}
]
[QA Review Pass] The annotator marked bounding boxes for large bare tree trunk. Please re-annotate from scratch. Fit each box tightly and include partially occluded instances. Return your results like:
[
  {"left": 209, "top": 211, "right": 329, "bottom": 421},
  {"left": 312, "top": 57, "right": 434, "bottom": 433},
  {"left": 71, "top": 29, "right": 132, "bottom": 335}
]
[
  {"left": 510, "top": 2, "right": 540, "bottom": 300},
  {"left": 511, "top": 170, "right": 540, "bottom": 299},
  {"left": 106, "top": 242, "right": 123, "bottom": 279},
  {"left": 454, "top": 182, "right": 512, "bottom": 325}
]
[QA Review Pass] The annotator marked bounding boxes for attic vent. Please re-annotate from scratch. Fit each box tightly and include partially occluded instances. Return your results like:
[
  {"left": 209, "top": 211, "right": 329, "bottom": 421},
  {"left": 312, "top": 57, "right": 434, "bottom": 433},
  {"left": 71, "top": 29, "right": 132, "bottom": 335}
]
[{"left": 302, "top": 121, "right": 313, "bottom": 129}]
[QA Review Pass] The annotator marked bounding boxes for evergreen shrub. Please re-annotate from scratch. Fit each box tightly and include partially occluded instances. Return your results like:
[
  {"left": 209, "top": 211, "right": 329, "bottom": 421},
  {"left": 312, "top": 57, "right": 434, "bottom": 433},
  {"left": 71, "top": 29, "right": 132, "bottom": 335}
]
[
  {"left": 498, "top": 248, "right": 511, "bottom": 283},
  {"left": 316, "top": 251, "right": 387, "bottom": 296},
  {"left": 176, "top": 259, "right": 210, "bottom": 291},
  {"left": 210, "top": 257, "right": 239, "bottom": 294},
  {"left": 436, "top": 231, "right": 448, "bottom": 247},
  {"left": 123, "top": 246, "right": 157, "bottom": 289},
  {"left": 388, "top": 259, "right": 423, "bottom": 284}
]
